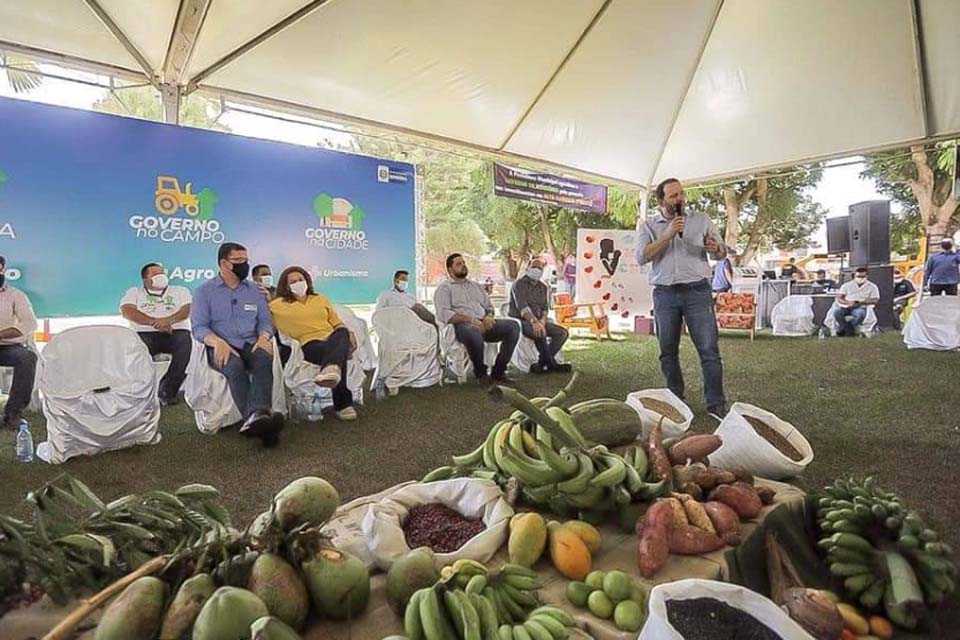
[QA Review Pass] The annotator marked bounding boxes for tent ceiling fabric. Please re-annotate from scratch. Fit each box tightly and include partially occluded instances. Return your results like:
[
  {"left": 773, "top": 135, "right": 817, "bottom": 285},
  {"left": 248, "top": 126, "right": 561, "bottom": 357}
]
[{"left": 1, "top": 0, "right": 958, "bottom": 186}]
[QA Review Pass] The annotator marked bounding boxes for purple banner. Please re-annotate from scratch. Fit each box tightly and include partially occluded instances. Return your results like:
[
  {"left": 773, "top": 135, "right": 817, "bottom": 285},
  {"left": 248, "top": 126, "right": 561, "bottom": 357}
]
[{"left": 492, "top": 163, "right": 607, "bottom": 213}]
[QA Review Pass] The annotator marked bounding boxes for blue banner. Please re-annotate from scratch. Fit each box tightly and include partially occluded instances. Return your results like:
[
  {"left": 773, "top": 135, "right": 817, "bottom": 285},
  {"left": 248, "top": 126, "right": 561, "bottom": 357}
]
[{"left": 0, "top": 96, "right": 417, "bottom": 317}]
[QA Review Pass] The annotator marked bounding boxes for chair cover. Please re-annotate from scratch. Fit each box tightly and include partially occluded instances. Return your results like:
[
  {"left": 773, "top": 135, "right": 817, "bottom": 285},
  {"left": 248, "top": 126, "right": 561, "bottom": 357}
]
[
  {"left": 770, "top": 295, "right": 815, "bottom": 337},
  {"left": 823, "top": 302, "right": 878, "bottom": 336},
  {"left": 280, "top": 331, "right": 365, "bottom": 410},
  {"left": 510, "top": 322, "right": 567, "bottom": 373},
  {"left": 334, "top": 304, "right": 377, "bottom": 372},
  {"left": 902, "top": 296, "right": 960, "bottom": 351},
  {"left": 0, "top": 340, "right": 41, "bottom": 413},
  {"left": 439, "top": 323, "right": 500, "bottom": 384},
  {"left": 371, "top": 307, "right": 441, "bottom": 393},
  {"left": 37, "top": 326, "right": 160, "bottom": 463},
  {"left": 183, "top": 339, "right": 287, "bottom": 434}
]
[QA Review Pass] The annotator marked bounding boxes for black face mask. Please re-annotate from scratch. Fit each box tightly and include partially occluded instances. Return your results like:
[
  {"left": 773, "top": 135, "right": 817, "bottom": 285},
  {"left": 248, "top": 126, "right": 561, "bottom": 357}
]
[
  {"left": 0, "top": 274, "right": 6, "bottom": 288},
  {"left": 231, "top": 261, "right": 250, "bottom": 281}
]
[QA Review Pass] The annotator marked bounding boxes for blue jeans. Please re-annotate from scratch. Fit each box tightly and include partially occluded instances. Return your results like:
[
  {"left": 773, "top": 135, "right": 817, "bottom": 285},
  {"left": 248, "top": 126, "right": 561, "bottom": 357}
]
[
  {"left": 653, "top": 280, "right": 725, "bottom": 409},
  {"left": 206, "top": 342, "right": 273, "bottom": 418},
  {"left": 833, "top": 305, "right": 867, "bottom": 335}
]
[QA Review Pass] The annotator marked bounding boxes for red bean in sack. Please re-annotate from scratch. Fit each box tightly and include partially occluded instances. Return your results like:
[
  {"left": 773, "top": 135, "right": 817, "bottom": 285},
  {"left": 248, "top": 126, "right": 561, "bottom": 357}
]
[
  {"left": 668, "top": 523, "right": 725, "bottom": 555},
  {"left": 708, "top": 483, "right": 762, "bottom": 519},
  {"left": 703, "top": 501, "right": 742, "bottom": 545},
  {"left": 645, "top": 419, "right": 674, "bottom": 486},
  {"left": 637, "top": 500, "right": 673, "bottom": 578},
  {"left": 668, "top": 434, "right": 723, "bottom": 465}
]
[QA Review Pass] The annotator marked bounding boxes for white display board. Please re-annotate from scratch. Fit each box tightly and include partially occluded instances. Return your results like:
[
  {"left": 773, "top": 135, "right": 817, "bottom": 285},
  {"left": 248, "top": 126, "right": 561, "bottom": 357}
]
[{"left": 574, "top": 229, "right": 654, "bottom": 318}]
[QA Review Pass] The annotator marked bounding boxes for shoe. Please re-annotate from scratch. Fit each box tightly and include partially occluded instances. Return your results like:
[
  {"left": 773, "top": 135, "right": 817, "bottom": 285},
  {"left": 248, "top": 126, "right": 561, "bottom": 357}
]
[
  {"left": 259, "top": 413, "right": 285, "bottom": 447},
  {"left": 159, "top": 395, "right": 180, "bottom": 407},
  {"left": 549, "top": 363, "right": 573, "bottom": 373},
  {"left": 336, "top": 406, "right": 358, "bottom": 421},
  {"left": 706, "top": 404, "right": 727, "bottom": 421},
  {"left": 240, "top": 410, "right": 280, "bottom": 438},
  {"left": 529, "top": 363, "right": 547, "bottom": 374},
  {"left": 491, "top": 373, "right": 516, "bottom": 386},
  {"left": 313, "top": 365, "right": 341, "bottom": 388}
]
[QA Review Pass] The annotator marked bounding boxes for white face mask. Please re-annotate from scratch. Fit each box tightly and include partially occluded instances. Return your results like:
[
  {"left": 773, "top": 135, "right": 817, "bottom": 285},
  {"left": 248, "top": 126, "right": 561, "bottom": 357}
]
[
  {"left": 290, "top": 280, "right": 309, "bottom": 297},
  {"left": 527, "top": 268, "right": 543, "bottom": 281},
  {"left": 395, "top": 279, "right": 408, "bottom": 292},
  {"left": 150, "top": 273, "right": 169, "bottom": 290},
  {"left": 259, "top": 274, "right": 274, "bottom": 288}
]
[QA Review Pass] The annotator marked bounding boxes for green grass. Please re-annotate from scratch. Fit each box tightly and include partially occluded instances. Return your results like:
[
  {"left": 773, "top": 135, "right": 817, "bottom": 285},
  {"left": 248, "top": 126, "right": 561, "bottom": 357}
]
[{"left": 0, "top": 330, "right": 958, "bottom": 630}]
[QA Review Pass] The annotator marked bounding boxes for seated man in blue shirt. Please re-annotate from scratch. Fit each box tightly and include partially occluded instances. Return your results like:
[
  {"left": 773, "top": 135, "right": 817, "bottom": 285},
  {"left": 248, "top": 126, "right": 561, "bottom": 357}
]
[
  {"left": 191, "top": 242, "right": 283, "bottom": 445},
  {"left": 923, "top": 238, "right": 960, "bottom": 296}
]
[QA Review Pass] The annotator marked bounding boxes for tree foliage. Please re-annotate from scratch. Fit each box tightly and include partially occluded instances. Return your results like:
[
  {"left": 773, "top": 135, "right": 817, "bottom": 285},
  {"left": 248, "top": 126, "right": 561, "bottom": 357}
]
[{"left": 92, "top": 86, "right": 230, "bottom": 131}]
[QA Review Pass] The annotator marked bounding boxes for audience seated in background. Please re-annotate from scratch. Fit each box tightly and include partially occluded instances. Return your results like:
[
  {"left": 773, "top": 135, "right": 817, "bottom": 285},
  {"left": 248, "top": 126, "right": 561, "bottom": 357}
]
[
  {"left": 509, "top": 257, "right": 571, "bottom": 374},
  {"left": 0, "top": 255, "right": 37, "bottom": 429},
  {"left": 376, "top": 269, "right": 436, "bottom": 326},
  {"left": 120, "top": 262, "right": 192, "bottom": 406},
  {"left": 191, "top": 242, "right": 283, "bottom": 445},
  {"left": 892, "top": 272, "right": 917, "bottom": 330},
  {"left": 813, "top": 269, "right": 838, "bottom": 291},
  {"left": 252, "top": 264, "right": 276, "bottom": 300},
  {"left": 833, "top": 267, "right": 879, "bottom": 337},
  {"left": 269, "top": 266, "right": 358, "bottom": 421},
  {"left": 434, "top": 253, "right": 518, "bottom": 385}
]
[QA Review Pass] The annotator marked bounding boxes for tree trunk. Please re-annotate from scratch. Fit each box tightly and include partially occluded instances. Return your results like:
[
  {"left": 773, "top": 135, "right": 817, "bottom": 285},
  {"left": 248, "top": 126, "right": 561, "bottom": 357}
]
[
  {"left": 538, "top": 205, "right": 565, "bottom": 268},
  {"left": 906, "top": 145, "right": 960, "bottom": 252},
  {"left": 722, "top": 187, "right": 740, "bottom": 248},
  {"left": 739, "top": 178, "right": 768, "bottom": 265}
]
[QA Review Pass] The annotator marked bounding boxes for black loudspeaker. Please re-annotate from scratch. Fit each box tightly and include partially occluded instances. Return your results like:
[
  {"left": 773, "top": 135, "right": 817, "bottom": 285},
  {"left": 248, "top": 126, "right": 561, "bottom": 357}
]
[
  {"left": 840, "top": 265, "right": 895, "bottom": 328},
  {"left": 848, "top": 201, "right": 890, "bottom": 266},
  {"left": 826, "top": 217, "right": 850, "bottom": 253}
]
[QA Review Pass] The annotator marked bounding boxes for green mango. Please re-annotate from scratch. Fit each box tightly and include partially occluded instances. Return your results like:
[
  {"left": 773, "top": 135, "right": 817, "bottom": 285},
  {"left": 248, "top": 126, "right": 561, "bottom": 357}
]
[
  {"left": 159, "top": 573, "right": 216, "bottom": 640},
  {"left": 94, "top": 576, "right": 167, "bottom": 640},
  {"left": 248, "top": 553, "right": 309, "bottom": 630},
  {"left": 250, "top": 616, "right": 303, "bottom": 640},
  {"left": 193, "top": 586, "right": 269, "bottom": 640}
]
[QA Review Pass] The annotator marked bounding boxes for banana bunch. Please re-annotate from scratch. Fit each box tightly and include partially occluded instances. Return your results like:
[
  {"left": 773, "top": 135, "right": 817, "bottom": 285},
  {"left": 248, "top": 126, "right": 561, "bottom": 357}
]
[
  {"left": 816, "top": 477, "right": 957, "bottom": 629},
  {"left": 422, "top": 385, "right": 669, "bottom": 513},
  {"left": 405, "top": 560, "right": 577, "bottom": 640}
]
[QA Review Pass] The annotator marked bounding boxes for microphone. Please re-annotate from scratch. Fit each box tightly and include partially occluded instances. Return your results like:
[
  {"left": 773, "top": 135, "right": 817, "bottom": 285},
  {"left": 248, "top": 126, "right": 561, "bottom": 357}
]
[{"left": 676, "top": 203, "right": 684, "bottom": 238}]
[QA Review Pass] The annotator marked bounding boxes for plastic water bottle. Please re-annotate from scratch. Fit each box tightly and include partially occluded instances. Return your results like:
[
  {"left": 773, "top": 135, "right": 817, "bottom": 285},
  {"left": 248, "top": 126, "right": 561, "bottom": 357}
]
[
  {"left": 307, "top": 392, "right": 323, "bottom": 422},
  {"left": 15, "top": 420, "right": 34, "bottom": 463},
  {"left": 375, "top": 378, "right": 386, "bottom": 401},
  {"left": 818, "top": 325, "right": 829, "bottom": 341}
]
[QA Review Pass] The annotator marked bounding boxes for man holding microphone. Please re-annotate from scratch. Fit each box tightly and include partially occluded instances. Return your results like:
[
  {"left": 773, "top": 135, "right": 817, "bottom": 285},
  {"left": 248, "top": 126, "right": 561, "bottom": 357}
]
[{"left": 637, "top": 178, "right": 728, "bottom": 417}]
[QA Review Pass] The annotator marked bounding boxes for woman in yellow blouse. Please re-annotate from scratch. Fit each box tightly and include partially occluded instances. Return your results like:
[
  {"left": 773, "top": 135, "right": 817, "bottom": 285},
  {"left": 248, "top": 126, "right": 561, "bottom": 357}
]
[{"left": 269, "top": 266, "right": 357, "bottom": 420}]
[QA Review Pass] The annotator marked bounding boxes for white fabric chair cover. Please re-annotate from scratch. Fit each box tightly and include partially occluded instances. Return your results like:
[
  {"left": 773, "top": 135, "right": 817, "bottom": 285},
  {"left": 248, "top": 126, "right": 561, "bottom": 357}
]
[
  {"left": 770, "top": 295, "right": 815, "bottom": 337},
  {"left": 334, "top": 304, "right": 376, "bottom": 372},
  {"left": 903, "top": 296, "right": 960, "bottom": 350},
  {"left": 371, "top": 307, "right": 441, "bottom": 393},
  {"left": 0, "top": 340, "right": 41, "bottom": 413},
  {"left": 510, "top": 322, "right": 567, "bottom": 372},
  {"left": 823, "top": 302, "right": 878, "bottom": 336},
  {"left": 280, "top": 331, "right": 365, "bottom": 410},
  {"left": 183, "top": 339, "right": 287, "bottom": 434},
  {"left": 439, "top": 323, "right": 499, "bottom": 384},
  {"left": 37, "top": 326, "right": 160, "bottom": 464}
]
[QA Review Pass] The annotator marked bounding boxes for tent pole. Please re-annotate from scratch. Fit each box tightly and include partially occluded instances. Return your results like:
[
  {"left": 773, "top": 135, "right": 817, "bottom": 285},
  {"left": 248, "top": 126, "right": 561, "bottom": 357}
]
[
  {"left": 80, "top": 0, "right": 158, "bottom": 87},
  {"left": 161, "top": 83, "right": 181, "bottom": 124},
  {"left": 909, "top": 0, "right": 931, "bottom": 137}
]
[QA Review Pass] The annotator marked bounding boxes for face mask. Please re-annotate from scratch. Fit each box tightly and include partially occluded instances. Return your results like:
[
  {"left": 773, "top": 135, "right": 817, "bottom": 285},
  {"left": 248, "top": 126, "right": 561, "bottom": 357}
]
[
  {"left": 0, "top": 274, "right": 6, "bottom": 289},
  {"left": 150, "top": 273, "right": 169, "bottom": 290},
  {"left": 231, "top": 261, "right": 250, "bottom": 280},
  {"left": 395, "top": 280, "right": 408, "bottom": 292},
  {"left": 527, "top": 268, "right": 543, "bottom": 281},
  {"left": 290, "top": 280, "right": 309, "bottom": 297},
  {"left": 259, "top": 274, "right": 274, "bottom": 288}
]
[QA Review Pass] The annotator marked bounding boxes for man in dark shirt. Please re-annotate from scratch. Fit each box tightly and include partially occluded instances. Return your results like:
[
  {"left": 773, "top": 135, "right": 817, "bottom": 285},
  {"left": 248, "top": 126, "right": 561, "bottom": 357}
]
[
  {"left": 923, "top": 239, "right": 960, "bottom": 296},
  {"left": 509, "top": 257, "right": 572, "bottom": 374},
  {"left": 780, "top": 258, "right": 803, "bottom": 281},
  {"left": 892, "top": 272, "right": 917, "bottom": 330},
  {"left": 813, "top": 269, "right": 838, "bottom": 290}
]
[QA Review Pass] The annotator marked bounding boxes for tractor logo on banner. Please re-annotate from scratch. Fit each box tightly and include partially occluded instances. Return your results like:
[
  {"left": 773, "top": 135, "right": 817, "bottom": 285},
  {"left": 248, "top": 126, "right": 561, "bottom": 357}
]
[
  {"left": 128, "top": 175, "right": 225, "bottom": 243},
  {"left": 305, "top": 193, "right": 369, "bottom": 250}
]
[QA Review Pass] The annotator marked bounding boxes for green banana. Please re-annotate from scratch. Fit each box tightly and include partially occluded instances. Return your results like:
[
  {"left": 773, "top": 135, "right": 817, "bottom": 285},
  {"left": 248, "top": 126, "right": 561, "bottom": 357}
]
[
  {"left": 466, "top": 574, "right": 489, "bottom": 596},
  {"left": 512, "top": 625, "right": 533, "bottom": 640},
  {"left": 859, "top": 576, "right": 886, "bottom": 610},
  {"left": 528, "top": 614, "right": 569, "bottom": 639},
  {"left": 501, "top": 443, "right": 564, "bottom": 486},
  {"left": 831, "top": 562, "right": 875, "bottom": 577},
  {"left": 483, "top": 421, "right": 506, "bottom": 470},
  {"left": 501, "top": 563, "right": 539, "bottom": 579},
  {"left": 453, "top": 559, "right": 489, "bottom": 576},
  {"left": 444, "top": 589, "right": 466, "bottom": 639},
  {"left": 535, "top": 441, "right": 579, "bottom": 476},
  {"left": 828, "top": 546, "right": 875, "bottom": 564},
  {"left": 496, "top": 584, "right": 526, "bottom": 620},
  {"left": 485, "top": 586, "right": 514, "bottom": 624},
  {"left": 501, "top": 573, "right": 540, "bottom": 591},
  {"left": 529, "top": 606, "right": 575, "bottom": 627},
  {"left": 423, "top": 466, "right": 456, "bottom": 482},
  {"left": 844, "top": 572, "right": 878, "bottom": 594},
  {"left": 635, "top": 479, "right": 669, "bottom": 500},
  {"left": 588, "top": 453, "right": 627, "bottom": 488},
  {"left": 405, "top": 589, "right": 427, "bottom": 640},
  {"left": 499, "top": 582, "right": 537, "bottom": 609},
  {"left": 498, "top": 625, "right": 515, "bottom": 640},
  {"left": 471, "top": 592, "right": 500, "bottom": 640},
  {"left": 458, "top": 589, "right": 483, "bottom": 640},
  {"left": 632, "top": 446, "right": 649, "bottom": 482},
  {"left": 560, "top": 484, "right": 605, "bottom": 509},
  {"left": 522, "top": 619, "right": 554, "bottom": 640},
  {"left": 420, "top": 588, "right": 446, "bottom": 640},
  {"left": 522, "top": 484, "right": 558, "bottom": 505},
  {"left": 545, "top": 406, "right": 587, "bottom": 447},
  {"left": 556, "top": 452, "right": 594, "bottom": 494},
  {"left": 493, "top": 422, "right": 515, "bottom": 473},
  {"left": 454, "top": 444, "right": 486, "bottom": 468},
  {"left": 831, "top": 532, "right": 874, "bottom": 554}
]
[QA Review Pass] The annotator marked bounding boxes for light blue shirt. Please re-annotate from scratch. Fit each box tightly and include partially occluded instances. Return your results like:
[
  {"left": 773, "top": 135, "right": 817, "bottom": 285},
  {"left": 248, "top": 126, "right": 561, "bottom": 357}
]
[
  {"left": 636, "top": 211, "right": 723, "bottom": 286},
  {"left": 191, "top": 276, "right": 273, "bottom": 348}
]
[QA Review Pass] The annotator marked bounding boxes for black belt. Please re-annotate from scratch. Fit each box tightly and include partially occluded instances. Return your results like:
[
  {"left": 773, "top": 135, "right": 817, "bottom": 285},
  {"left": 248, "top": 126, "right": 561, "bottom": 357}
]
[{"left": 655, "top": 279, "right": 709, "bottom": 291}]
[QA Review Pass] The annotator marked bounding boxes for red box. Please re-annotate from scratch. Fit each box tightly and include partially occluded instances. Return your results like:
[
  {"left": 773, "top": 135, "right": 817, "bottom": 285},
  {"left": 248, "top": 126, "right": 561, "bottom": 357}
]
[{"left": 634, "top": 316, "right": 655, "bottom": 335}]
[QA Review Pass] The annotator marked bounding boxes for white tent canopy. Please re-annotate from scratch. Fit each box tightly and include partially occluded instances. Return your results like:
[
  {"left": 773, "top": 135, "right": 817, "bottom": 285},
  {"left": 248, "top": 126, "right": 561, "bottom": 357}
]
[{"left": 1, "top": 0, "right": 958, "bottom": 186}]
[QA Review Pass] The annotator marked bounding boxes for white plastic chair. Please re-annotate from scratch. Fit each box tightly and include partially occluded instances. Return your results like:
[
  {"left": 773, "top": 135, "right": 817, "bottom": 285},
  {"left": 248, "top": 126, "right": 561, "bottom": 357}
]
[
  {"left": 334, "top": 304, "right": 376, "bottom": 372},
  {"left": 770, "top": 295, "right": 815, "bottom": 337},
  {"left": 279, "top": 330, "right": 365, "bottom": 410},
  {"left": 36, "top": 326, "right": 161, "bottom": 463},
  {"left": 823, "top": 302, "right": 878, "bottom": 336},
  {"left": 903, "top": 296, "right": 960, "bottom": 350},
  {"left": 371, "top": 307, "right": 441, "bottom": 394},
  {"left": 183, "top": 339, "right": 287, "bottom": 434}
]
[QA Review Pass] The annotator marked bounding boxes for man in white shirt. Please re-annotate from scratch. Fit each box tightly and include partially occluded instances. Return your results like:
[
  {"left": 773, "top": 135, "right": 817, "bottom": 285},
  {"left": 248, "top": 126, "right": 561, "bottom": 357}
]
[
  {"left": 833, "top": 267, "right": 880, "bottom": 336},
  {"left": 120, "top": 262, "right": 192, "bottom": 405},
  {"left": 0, "top": 256, "right": 38, "bottom": 428},
  {"left": 376, "top": 270, "right": 436, "bottom": 325}
]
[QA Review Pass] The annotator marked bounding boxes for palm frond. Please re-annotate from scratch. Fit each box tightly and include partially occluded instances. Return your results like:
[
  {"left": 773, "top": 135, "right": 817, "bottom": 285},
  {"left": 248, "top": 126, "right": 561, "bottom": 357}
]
[{"left": 0, "top": 51, "right": 44, "bottom": 94}]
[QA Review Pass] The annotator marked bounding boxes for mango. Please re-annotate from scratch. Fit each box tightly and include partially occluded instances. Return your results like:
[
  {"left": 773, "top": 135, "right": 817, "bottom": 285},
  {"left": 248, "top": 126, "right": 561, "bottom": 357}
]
[
  {"left": 302, "top": 546, "right": 370, "bottom": 620},
  {"left": 562, "top": 520, "right": 602, "bottom": 554},
  {"left": 587, "top": 590, "right": 614, "bottom": 619},
  {"left": 250, "top": 616, "right": 303, "bottom": 640},
  {"left": 274, "top": 477, "right": 340, "bottom": 531},
  {"left": 584, "top": 570, "right": 606, "bottom": 590},
  {"left": 547, "top": 521, "right": 592, "bottom": 580},
  {"left": 566, "top": 581, "right": 593, "bottom": 608},
  {"left": 248, "top": 553, "right": 310, "bottom": 630},
  {"left": 386, "top": 548, "right": 439, "bottom": 614},
  {"left": 602, "top": 570, "right": 631, "bottom": 602},
  {"left": 508, "top": 513, "right": 548, "bottom": 568},
  {"left": 159, "top": 573, "right": 216, "bottom": 640},
  {"left": 193, "top": 586, "right": 269, "bottom": 640},
  {"left": 94, "top": 576, "right": 167, "bottom": 640},
  {"left": 614, "top": 600, "right": 644, "bottom": 632}
]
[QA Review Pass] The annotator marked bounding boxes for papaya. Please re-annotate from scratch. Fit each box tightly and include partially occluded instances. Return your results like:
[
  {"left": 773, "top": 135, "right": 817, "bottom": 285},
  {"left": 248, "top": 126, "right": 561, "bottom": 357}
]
[
  {"left": 159, "top": 573, "right": 216, "bottom": 639},
  {"left": 248, "top": 553, "right": 310, "bottom": 630},
  {"left": 547, "top": 521, "right": 592, "bottom": 580},
  {"left": 193, "top": 586, "right": 269, "bottom": 640},
  {"left": 95, "top": 576, "right": 167, "bottom": 640},
  {"left": 562, "top": 520, "right": 602, "bottom": 554},
  {"left": 508, "top": 513, "right": 548, "bottom": 568},
  {"left": 274, "top": 477, "right": 340, "bottom": 531}
]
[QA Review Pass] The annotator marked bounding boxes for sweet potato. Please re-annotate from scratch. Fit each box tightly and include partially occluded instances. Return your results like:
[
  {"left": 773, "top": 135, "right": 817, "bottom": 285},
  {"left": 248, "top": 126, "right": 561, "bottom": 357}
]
[
  {"left": 703, "top": 501, "right": 742, "bottom": 545},
  {"left": 674, "top": 494, "right": 716, "bottom": 534},
  {"left": 663, "top": 497, "right": 688, "bottom": 527},
  {"left": 645, "top": 418, "right": 674, "bottom": 486},
  {"left": 668, "top": 434, "right": 722, "bottom": 465},
  {"left": 668, "top": 523, "right": 724, "bottom": 554},
  {"left": 730, "top": 467, "right": 755, "bottom": 486},
  {"left": 756, "top": 485, "right": 777, "bottom": 505},
  {"left": 708, "top": 483, "right": 762, "bottom": 519},
  {"left": 689, "top": 465, "right": 736, "bottom": 491},
  {"left": 637, "top": 500, "right": 673, "bottom": 578}
]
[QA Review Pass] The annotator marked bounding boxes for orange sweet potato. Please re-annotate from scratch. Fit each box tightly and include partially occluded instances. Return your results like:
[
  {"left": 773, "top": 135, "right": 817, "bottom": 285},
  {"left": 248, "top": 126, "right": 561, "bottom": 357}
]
[
  {"left": 668, "top": 523, "right": 724, "bottom": 554},
  {"left": 646, "top": 419, "right": 674, "bottom": 486},
  {"left": 756, "top": 485, "right": 777, "bottom": 505},
  {"left": 703, "top": 501, "right": 742, "bottom": 545},
  {"left": 668, "top": 435, "right": 723, "bottom": 465},
  {"left": 637, "top": 500, "right": 673, "bottom": 578},
  {"left": 708, "top": 483, "right": 762, "bottom": 519}
]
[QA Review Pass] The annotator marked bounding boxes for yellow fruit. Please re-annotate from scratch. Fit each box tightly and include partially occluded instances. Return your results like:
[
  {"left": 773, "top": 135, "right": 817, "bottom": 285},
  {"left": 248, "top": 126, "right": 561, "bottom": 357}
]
[
  {"left": 508, "top": 513, "right": 548, "bottom": 567},
  {"left": 868, "top": 615, "right": 893, "bottom": 639},
  {"left": 521, "top": 431, "right": 539, "bottom": 458},
  {"left": 547, "top": 521, "right": 592, "bottom": 580},
  {"left": 562, "top": 520, "right": 602, "bottom": 554},
  {"left": 836, "top": 603, "right": 869, "bottom": 636}
]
